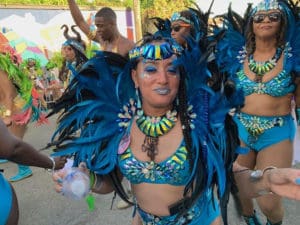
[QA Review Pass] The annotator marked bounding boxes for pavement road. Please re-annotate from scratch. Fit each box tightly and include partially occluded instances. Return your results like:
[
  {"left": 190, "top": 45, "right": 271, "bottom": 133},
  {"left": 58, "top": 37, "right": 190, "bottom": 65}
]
[{"left": 1, "top": 115, "right": 300, "bottom": 225}]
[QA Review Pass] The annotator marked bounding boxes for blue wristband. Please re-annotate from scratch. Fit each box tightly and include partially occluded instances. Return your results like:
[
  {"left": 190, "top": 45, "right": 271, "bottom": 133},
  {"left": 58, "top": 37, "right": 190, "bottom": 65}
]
[{"left": 296, "top": 108, "right": 300, "bottom": 125}]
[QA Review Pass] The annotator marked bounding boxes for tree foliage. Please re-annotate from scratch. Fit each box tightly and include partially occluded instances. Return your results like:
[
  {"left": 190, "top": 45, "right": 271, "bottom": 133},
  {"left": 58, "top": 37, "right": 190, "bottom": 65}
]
[
  {"left": 140, "top": 0, "right": 193, "bottom": 33},
  {"left": 142, "top": 0, "right": 192, "bottom": 19}
]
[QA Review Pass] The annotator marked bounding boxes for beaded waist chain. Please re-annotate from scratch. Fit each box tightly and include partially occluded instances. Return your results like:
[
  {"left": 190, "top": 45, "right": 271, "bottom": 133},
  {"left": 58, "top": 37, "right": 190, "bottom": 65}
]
[{"left": 237, "top": 113, "right": 285, "bottom": 138}]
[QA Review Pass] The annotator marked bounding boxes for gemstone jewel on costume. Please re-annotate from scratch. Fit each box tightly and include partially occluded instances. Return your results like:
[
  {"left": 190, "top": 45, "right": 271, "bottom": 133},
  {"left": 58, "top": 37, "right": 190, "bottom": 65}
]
[
  {"left": 117, "top": 98, "right": 137, "bottom": 132},
  {"left": 252, "top": 0, "right": 281, "bottom": 14},
  {"left": 129, "top": 42, "right": 184, "bottom": 61},
  {"left": 118, "top": 132, "right": 131, "bottom": 154},
  {"left": 237, "top": 113, "right": 284, "bottom": 139}
]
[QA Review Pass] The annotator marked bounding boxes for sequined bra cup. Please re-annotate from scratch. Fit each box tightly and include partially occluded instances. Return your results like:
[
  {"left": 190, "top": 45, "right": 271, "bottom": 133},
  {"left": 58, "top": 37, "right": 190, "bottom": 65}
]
[
  {"left": 118, "top": 141, "right": 190, "bottom": 186},
  {"left": 235, "top": 69, "right": 295, "bottom": 97}
]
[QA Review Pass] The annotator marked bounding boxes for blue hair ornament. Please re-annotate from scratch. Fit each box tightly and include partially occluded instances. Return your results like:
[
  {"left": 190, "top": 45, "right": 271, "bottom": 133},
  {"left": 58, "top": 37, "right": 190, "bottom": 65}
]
[
  {"left": 251, "top": 0, "right": 282, "bottom": 15},
  {"left": 170, "top": 12, "right": 194, "bottom": 26},
  {"left": 63, "top": 39, "right": 85, "bottom": 55},
  {"left": 129, "top": 42, "right": 183, "bottom": 61}
]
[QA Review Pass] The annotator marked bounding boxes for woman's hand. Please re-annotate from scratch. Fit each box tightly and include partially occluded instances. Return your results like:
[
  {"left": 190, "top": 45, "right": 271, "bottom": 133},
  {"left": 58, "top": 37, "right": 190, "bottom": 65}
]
[
  {"left": 52, "top": 162, "right": 89, "bottom": 194},
  {"left": 233, "top": 163, "right": 300, "bottom": 199},
  {"left": 52, "top": 169, "right": 66, "bottom": 193},
  {"left": 266, "top": 168, "right": 300, "bottom": 200},
  {"left": 53, "top": 156, "right": 67, "bottom": 170}
]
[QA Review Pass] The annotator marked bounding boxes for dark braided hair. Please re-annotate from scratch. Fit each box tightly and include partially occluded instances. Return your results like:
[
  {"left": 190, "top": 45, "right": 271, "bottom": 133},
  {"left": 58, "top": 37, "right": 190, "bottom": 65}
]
[
  {"left": 177, "top": 68, "right": 195, "bottom": 189},
  {"left": 177, "top": 68, "right": 209, "bottom": 225},
  {"left": 73, "top": 47, "right": 88, "bottom": 69}
]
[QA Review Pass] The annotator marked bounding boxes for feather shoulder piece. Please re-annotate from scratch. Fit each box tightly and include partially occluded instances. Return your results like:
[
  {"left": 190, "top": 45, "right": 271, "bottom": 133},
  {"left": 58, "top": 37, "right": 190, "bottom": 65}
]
[
  {"left": 212, "top": 4, "right": 252, "bottom": 77},
  {"left": 176, "top": 35, "right": 244, "bottom": 225},
  {"left": 149, "top": 17, "right": 172, "bottom": 39},
  {"left": 277, "top": 0, "right": 300, "bottom": 74},
  {"left": 177, "top": 35, "right": 244, "bottom": 198},
  {"left": 49, "top": 51, "right": 134, "bottom": 174}
]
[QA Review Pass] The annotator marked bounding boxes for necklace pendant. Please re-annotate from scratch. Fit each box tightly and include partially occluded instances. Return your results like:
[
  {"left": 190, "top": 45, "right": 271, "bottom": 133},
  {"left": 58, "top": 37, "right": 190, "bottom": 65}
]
[
  {"left": 136, "top": 108, "right": 177, "bottom": 161},
  {"left": 255, "top": 75, "right": 262, "bottom": 83}
]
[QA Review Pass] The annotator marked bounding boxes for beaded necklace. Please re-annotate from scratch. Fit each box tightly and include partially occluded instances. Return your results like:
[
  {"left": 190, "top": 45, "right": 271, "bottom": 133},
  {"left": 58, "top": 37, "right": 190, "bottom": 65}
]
[
  {"left": 248, "top": 47, "right": 282, "bottom": 82},
  {"left": 136, "top": 108, "right": 178, "bottom": 161}
]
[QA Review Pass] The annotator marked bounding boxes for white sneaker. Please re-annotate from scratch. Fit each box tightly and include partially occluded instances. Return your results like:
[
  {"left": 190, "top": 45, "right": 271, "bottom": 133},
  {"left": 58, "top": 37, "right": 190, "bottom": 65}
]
[{"left": 116, "top": 195, "right": 133, "bottom": 209}]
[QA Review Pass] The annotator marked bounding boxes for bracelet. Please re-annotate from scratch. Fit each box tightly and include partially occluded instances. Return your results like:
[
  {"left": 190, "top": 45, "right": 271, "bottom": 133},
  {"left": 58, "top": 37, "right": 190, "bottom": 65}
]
[
  {"left": 93, "top": 173, "right": 103, "bottom": 191},
  {"left": 250, "top": 166, "right": 277, "bottom": 181},
  {"left": 250, "top": 166, "right": 277, "bottom": 196},
  {"left": 296, "top": 108, "right": 300, "bottom": 123},
  {"left": 1, "top": 109, "right": 12, "bottom": 118},
  {"left": 49, "top": 157, "right": 56, "bottom": 173},
  {"left": 87, "top": 30, "right": 96, "bottom": 40},
  {"left": 4, "top": 109, "right": 12, "bottom": 117},
  {"left": 89, "top": 171, "right": 95, "bottom": 189}
]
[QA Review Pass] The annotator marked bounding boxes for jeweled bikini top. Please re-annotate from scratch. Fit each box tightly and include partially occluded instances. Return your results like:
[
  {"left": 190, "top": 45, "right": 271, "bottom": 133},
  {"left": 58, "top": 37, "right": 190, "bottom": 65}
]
[
  {"left": 118, "top": 139, "right": 190, "bottom": 186},
  {"left": 235, "top": 69, "right": 295, "bottom": 97}
]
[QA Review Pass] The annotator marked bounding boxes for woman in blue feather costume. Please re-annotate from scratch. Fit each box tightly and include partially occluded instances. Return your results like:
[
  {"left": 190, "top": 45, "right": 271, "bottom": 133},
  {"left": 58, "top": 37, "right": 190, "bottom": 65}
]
[
  {"left": 49, "top": 8, "right": 300, "bottom": 224},
  {"left": 213, "top": 0, "right": 300, "bottom": 224}
]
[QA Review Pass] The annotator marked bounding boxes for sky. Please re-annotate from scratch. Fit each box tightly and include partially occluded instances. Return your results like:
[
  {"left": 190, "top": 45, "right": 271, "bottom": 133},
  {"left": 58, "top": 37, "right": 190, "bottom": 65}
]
[{"left": 196, "top": 0, "right": 262, "bottom": 15}]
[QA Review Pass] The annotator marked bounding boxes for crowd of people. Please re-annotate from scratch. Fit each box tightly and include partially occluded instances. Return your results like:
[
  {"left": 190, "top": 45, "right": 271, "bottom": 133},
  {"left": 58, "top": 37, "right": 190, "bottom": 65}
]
[{"left": 1, "top": 0, "right": 300, "bottom": 225}]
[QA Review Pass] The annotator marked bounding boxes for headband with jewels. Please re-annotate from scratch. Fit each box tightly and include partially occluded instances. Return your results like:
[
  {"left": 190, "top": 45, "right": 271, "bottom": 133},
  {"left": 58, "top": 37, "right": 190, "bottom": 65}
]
[
  {"left": 251, "top": 0, "right": 282, "bottom": 15},
  {"left": 62, "top": 39, "right": 85, "bottom": 56},
  {"left": 129, "top": 41, "right": 184, "bottom": 61},
  {"left": 170, "top": 12, "right": 193, "bottom": 25}
]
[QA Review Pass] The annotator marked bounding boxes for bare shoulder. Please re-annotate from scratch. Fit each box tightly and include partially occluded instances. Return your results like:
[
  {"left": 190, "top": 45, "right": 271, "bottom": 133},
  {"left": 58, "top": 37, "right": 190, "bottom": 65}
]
[
  {"left": 0, "top": 69, "right": 13, "bottom": 86},
  {"left": 120, "top": 36, "right": 135, "bottom": 48},
  {"left": 118, "top": 36, "right": 135, "bottom": 56}
]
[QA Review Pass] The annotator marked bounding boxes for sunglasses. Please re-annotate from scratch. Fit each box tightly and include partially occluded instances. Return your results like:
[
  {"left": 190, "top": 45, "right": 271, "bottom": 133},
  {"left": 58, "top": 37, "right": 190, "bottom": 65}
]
[
  {"left": 252, "top": 12, "right": 281, "bottom": 23},
  {"left": 171, "top": 24, "right": 191, "bottom": 32}
]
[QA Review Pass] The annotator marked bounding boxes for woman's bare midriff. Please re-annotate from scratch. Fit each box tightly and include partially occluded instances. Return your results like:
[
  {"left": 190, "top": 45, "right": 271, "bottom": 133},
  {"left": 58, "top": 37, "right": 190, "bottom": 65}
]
[
  {"left": 241, "top": 93, "right": 293, "bottom": 116},
  {"left": 133, "top": 183, "right": 186, "bottom": 216}
]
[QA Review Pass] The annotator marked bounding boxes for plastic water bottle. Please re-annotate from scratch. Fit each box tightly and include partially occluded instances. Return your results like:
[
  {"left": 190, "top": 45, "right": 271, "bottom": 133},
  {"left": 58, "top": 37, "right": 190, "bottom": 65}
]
[{"left": 62, "top": 167, "right": 90, "bottom": 200}]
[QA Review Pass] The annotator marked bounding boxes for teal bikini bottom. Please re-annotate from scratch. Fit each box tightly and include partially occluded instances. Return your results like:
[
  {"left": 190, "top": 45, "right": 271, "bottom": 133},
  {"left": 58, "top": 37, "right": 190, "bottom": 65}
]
[
  {"left": 233, "top": 112, "right": 296, "bottom": 151},
  {"left": 135, "top": 189, "right": 220, "bottom": 225}
]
